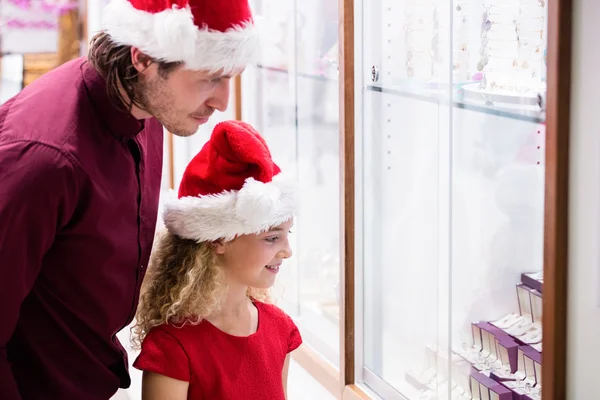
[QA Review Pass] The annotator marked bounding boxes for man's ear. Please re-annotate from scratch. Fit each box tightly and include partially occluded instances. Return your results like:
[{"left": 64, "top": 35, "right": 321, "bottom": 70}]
[{"left": 130, "top": 47, "right": 153, "bottom": 73}]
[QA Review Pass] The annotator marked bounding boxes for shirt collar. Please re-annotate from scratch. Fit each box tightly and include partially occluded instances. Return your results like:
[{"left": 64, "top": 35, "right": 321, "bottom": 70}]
[{"left": 81, "top": 60, "right": 145, "bottom": 140}]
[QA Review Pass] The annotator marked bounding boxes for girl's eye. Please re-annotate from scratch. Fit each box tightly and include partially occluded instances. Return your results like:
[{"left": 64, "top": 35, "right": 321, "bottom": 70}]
[{"left": 265, "top": 236, "right": 279, "bottom": 243}]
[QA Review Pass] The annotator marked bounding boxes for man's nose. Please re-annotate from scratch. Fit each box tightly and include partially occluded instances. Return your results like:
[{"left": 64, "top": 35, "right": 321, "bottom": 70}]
[{"left": 206, "top": 79, "right": 231, "bottom": 112}]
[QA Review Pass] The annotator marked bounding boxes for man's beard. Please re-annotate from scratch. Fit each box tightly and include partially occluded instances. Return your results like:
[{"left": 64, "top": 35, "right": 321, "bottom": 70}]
[{"left": 136, "top": 78, "right": 202, "bottom": 137}]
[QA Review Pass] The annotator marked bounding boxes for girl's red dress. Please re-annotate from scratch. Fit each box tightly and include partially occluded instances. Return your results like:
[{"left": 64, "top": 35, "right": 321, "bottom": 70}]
[{"left": 133, "top": 301, "right": 302, "bottom": 399}]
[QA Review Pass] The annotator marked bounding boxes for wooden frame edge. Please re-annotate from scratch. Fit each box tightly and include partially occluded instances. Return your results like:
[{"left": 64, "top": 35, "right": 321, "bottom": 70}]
[
  {"left": 234, "top": 74, "right": 243, "bottom": 121},
  {"left": 542, "top": 0, "right": 572, "bottom": 399},
  {"left": 291, "top": 345, "right": 342, "bottom": 398},
  {"left": 57, "top": 8, "right": 81, "bottom": 67},
  {"left": 342, "top": 385, "right": 371, "bottom": 400},
  {"left": 167, "top": 131, "right": 175, "bottom": 190},
  {"left": 339, "top": 0, "right": 356, "bottom": 390}
]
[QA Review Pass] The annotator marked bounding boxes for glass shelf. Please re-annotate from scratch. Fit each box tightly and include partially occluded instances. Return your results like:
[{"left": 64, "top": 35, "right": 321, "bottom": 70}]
[
  {"left": 256, "top": 64, "right": 338, "bottom": 83},
  {"left": 366, "top": 84, "right": 545, "bottom": 124}
]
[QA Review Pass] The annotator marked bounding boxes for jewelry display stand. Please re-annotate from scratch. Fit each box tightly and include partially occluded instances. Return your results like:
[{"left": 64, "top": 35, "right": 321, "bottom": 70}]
[
  {"left": 402, "top": 272, "right": 543, "bottom": 399},
  {"left": 462, "top": 0, "right": 547, "bottom": 112}
]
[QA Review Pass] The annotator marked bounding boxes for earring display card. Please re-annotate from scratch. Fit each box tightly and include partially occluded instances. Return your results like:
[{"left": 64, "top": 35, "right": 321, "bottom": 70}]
[
  {"left": 534, "top": 361, "right": 542, "bottom": 386},
  {"left": 492, "top": 338, "right": 504, "bottom": 369},
  {"left": 516, "top": 284, "right": 534, "bottom": 322},
  {"left": 454, "top": 368, "right": 471, "bottom": 396},
  {"left": 426, "top": 346, "right": 437, "bottom": 370},
  {"left": 471, "top": 376, "right": 481, "bottom": 399},
  {"left": 489, "top": 336, "right": 498, "bottom": 363},
  {"left": 473, "top": 324, "right": 483, "bottom": 350},
  {"left": 498, "top": 339, "right": 519, "bottom": 373},
  {"left": 523, "top": 354, "right": 536, "bottom": 386},
  {"left": 479, "top": 382, "right": 491, "bottom": 400},
  {"left": 514, "top": 348, "right": 527, "bottom": 380},
  {"left": 530, "top": 290, "right": 542, "bottom": 324},
  {"left": 481, "top": 330, "right": 492, "bottom": 358}
]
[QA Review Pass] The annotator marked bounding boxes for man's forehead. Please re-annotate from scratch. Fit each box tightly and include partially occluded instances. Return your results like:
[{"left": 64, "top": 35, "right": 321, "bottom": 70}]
[{"left": 187, "top": 67, "right": 246, "bottom": 79}]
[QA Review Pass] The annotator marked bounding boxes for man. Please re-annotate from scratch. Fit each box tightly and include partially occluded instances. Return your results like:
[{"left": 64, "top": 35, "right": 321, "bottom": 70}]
[{"left": 0, "top": 0, "right": 258, "bottom": 398}]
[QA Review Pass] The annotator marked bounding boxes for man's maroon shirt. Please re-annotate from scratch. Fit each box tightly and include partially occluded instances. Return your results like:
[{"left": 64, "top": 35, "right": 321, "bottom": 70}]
[{"left": 0, "top": 57, "right": 164, "bottom": 399}]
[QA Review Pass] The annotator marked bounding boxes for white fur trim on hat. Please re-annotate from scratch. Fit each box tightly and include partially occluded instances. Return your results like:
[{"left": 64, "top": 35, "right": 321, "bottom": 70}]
[
  {"left": 163, "top": 173, "right": 297, "bottom": 242},
  {"left": 101, "top": 0, "right": 258, "bottom": 72}
]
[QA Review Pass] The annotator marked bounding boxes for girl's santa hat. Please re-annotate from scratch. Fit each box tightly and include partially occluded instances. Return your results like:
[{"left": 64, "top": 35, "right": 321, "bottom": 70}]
[
  {"left": 101, "top": 0, "right": 258, "bottom": 72},
  {"left": 163, "top": 120, "right": 297, "bottom": 242}
]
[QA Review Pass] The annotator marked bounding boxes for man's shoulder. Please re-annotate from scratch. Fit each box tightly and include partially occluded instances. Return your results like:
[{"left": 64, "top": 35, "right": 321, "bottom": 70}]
[{"left": 0, "top": 57, "right": 92, "bottom": 146}]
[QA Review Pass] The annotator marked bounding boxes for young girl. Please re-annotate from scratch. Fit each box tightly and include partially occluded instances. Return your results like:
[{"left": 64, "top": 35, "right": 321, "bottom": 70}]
[{"left": 132, "top": 120, "right": 302, "bottom": 399}]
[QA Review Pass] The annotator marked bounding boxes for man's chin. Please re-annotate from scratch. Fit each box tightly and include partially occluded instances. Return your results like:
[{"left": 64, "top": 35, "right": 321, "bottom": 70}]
[{"left": 163, "top": 123, "right": 200, "bottom": 138}]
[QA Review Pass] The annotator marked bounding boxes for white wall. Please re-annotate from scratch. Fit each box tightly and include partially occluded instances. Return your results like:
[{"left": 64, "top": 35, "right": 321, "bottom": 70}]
[{"left": 566, "top": 0, "right": 600, "bottom": 397}]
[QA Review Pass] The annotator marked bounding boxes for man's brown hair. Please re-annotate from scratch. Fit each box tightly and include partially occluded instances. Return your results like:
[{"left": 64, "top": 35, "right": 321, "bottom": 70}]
[{"left": 87, "top": 32, "right": 182, "bottom": 112}]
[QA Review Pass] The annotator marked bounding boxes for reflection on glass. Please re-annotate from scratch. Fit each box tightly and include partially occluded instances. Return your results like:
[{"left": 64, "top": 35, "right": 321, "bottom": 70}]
[
  {"left": 288, "top": 359, "right": 337, "bottom": 400},
  {"left": 296, "top": 73, "right": 340, "bottom": 366},
  {"left": 360, "top": 0, "right": 547, "bottom": 398},
  {"left": 243, "top": 0, "right": 341, "bottom": 368}
]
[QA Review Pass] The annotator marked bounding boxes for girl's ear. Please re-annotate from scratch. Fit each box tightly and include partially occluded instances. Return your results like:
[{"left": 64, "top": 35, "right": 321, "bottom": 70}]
[{"left": 211, "top": 239, "right": 226, "bottom": 255}]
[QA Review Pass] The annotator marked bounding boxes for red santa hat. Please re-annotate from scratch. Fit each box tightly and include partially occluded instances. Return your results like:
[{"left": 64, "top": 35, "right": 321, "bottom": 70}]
[
  {"left": 101, "top": 0, "right": 258, "bottom": 72},
  {"left": 163, "top": 120, "right": 297, "bottom": 242}
]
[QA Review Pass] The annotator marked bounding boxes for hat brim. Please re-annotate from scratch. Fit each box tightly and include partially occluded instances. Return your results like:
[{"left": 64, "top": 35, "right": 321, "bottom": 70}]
[
  {"left": 102, "top": 0, "right": 259, "bottom": 73},
  {"left": 163, "top": 172, "right": 297, "bottom": 242}
]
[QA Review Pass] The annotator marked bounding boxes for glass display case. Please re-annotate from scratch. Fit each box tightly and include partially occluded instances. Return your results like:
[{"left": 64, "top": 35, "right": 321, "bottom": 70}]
[
  {"left": 241, "top": 0, "right": 342, "bottom": 371},
  {"left": 234, "top": 0, "right": 572, "bottom": 397},
  {"left": 354, "top": 0, "right": 547, "bottom": 399}
]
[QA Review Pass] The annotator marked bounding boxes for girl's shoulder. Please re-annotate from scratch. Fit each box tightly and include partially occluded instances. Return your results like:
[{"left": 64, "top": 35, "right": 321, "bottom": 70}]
[
  {"left": 255, "top": 301, "right": 293, "bottom": 326},
  {"left": 133, "top": 322, "right": 198, "bottom": 382},
  {"left": 254, "top": 301, "right": 303, "bottom": 353},
  {"left": 142, "top": 319, "right": 207, "bottom": 348}
]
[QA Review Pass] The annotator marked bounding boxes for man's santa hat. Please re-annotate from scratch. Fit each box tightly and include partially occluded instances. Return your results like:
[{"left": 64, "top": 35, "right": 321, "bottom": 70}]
[
  {"left": 101, "top": 0, "right": 258, "bottom": 72},
  {"left": 163, "top": 120, "right": 297, "bottom": 242}
]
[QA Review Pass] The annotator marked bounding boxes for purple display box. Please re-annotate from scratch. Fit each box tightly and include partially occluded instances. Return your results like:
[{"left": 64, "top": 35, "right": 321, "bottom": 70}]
[
  {"left": 523, "top": 347, "right": 541, "bottom": 364},
  {"left": 489, "top": 384, "right": 513, "bottom": 400},
  {"left": 471, "top": 370, "right": 512, "bottom": 400},
  {"left": 475, "top": 322, "right": 512, "bottom": 342},
  {"left": 489, "top": 371, "right": 515, "bottom": 383},
  {"left": 521, "top": 272, "right": 543, "bottom": 293},
  {"left": 497, "top": 339, "right": 519, "bottom": 373},
  {"left": 498, "top": 382, "right": 531, "bottom": 400}
]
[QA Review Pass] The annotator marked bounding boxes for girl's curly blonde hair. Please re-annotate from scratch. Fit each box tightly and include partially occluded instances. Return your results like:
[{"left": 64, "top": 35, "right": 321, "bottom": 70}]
[{"left": 131, "top": 231, "right": 272, "bottom": 349}]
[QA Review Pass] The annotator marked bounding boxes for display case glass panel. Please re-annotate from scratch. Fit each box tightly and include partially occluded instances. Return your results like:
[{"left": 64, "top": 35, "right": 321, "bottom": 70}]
[
  {"left": 242, "top": 0, "right": 341, "bottom": 368},
  {"left": 356, "top": 0, "right": 547, "bottom": 398}
]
